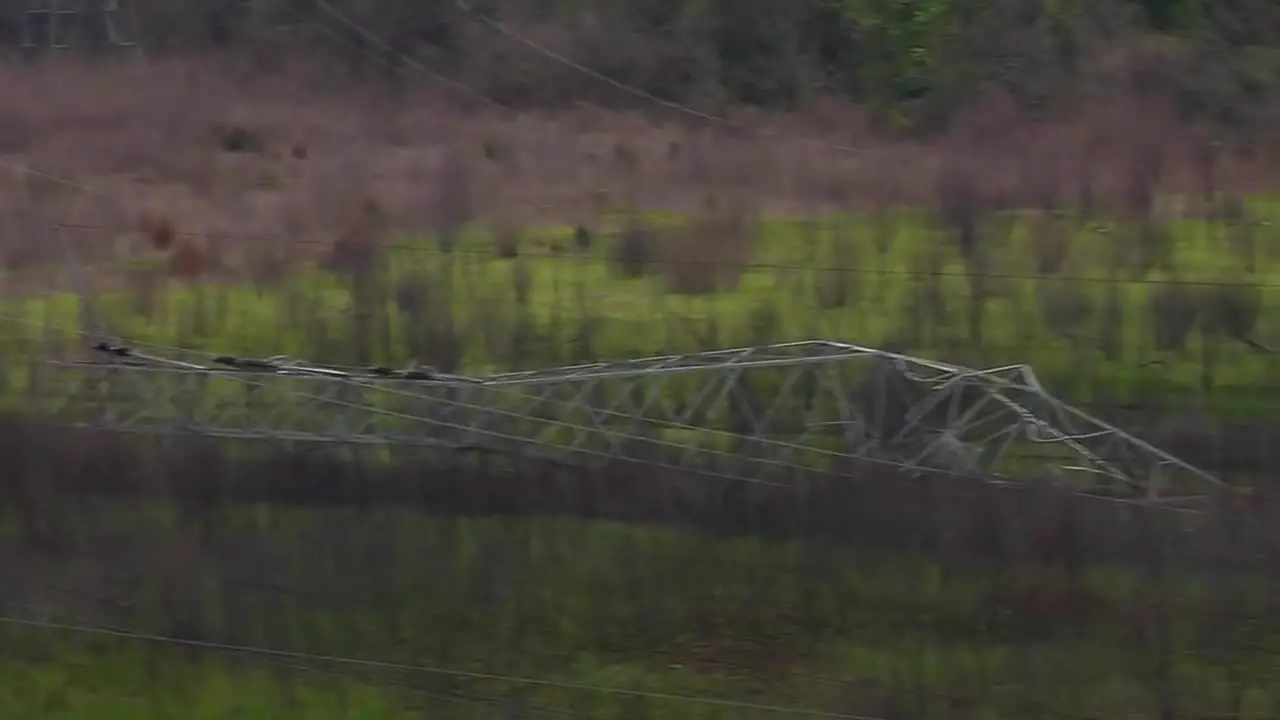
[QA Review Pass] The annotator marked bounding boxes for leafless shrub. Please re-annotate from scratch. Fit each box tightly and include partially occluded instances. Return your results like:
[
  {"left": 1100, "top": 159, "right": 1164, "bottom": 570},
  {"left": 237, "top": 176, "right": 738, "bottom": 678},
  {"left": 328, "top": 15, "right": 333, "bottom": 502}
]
[
  {"left": 1148, "top": 281, "right": 1201, "bottom": 352},
  {"left": 1122, "top": 142, "right": 1163, "bottom": 221},
  {"left": 1031, "top": 216, "right": 1074, "bottom": 276},
  {"left": 612, "top": 214, "right": 656, "bottom": 279},
  {"left": 1203, "top": 278, "right": 1267, "bottom": 352},
  {"left": 1129, "top": 221, "right": 1174, "bottom": 277},
  {"left": 492, "top": 218, "right": 522, "bottom": 259},
  {"left": 432, "top": 149, "right": 474, "bottom": 253},
  {"left": 212, "top": 122, "right": 266, "bottom": 154},
  {"left": 901, "top": 248, "right": 951, "bottom": 346},
  {"left": 394, "top": 270, "right": 463, "bottom": 372},
  {"left": 393, "top": 272, "right": 431, "bottom": 318},
  {"left": 814, "top": 222, "right": 861, "bottom": 310},
  {"left": 1221, "top": 194, "right": 1257, "bottom": 271},
  {"left": 247, "top": 249, "right": 291, "bottom": 296},
  {"left": 572, "top": 225, "right": 592, "bottom": 251},
  {"left": 747, "top": 300, "right": 782, "bottom": 345},
  {"left": 1217, "top": 192, "right": 1248, "bottom": 225},
  {"left": 1195, "top": 135, "right": 1220, "bottom": 212},
  {"left": 658, "top": 195, "right": 755, "bottom": 295},
  {"left": 135, "top": 209, "right": 177, "bottom": 252},
  {"left": 323, "top": 198, "right": 386, "bottom": 279},
  {"left": 1097, "top": 282, "right": 1124, "bottom": 360},
  {"left": 1037, "top": 280, "right": 1093, "bottom": 339},
  {"left": 168, "top": 236, "right": 210, "bottom": 280},
  {"left": 935, "top": 153, "right": 989, "bottom": 268},
  {"left": 126, "top": 265, "right": 166, "bottom": 320},
  {"left": 511, "top": 257, "right": 534, "bottom": 307},
  {"left": 611, "top": 139, "right": 639, "bottom": 172}
]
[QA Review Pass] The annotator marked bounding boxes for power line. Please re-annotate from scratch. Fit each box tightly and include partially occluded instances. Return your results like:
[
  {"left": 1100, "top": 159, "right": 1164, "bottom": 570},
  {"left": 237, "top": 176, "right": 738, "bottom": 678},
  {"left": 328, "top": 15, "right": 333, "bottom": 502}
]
[
  {"left": 0, "top": 312, "right": 803, "bottom": 489},
  {"left": 35, "top": 217, "right": 1280, "bottom": 289},
  {"left": 316, "top": 0, "right": 503, "bottom": 110},
  {"left": 0, "top": 310, "right": 1227, "bottom": 512},
  {"left": 0, "top": 613, "right": 886, "bottom": 720},
  {"left": 452, "top": 0, "right": 868, "bottom": 156}
]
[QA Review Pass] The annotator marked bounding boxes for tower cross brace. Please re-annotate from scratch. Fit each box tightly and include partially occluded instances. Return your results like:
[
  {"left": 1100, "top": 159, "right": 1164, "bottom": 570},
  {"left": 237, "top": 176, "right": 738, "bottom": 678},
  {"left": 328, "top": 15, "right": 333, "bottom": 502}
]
[{"left": 21, "top": 0, "right": 141, "bottom": 56}]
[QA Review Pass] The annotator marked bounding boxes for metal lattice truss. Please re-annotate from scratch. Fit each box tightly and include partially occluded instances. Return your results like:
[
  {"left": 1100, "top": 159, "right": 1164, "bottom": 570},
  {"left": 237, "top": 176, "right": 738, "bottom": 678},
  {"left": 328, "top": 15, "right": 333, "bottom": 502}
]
[{"left": 31, "top": 340, "right": 1220, "bottom": 499}]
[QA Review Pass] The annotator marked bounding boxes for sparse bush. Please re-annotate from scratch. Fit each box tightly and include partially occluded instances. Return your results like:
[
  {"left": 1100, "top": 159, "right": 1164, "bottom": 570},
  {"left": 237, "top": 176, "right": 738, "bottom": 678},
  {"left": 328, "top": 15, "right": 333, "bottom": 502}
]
[
  {"left": 324, "top": 198, "right": 386, "bottom": 279},
  {"left": 212, "top": 122, "right": 265, "bottom": 154},
  {"left": 814, "top": 224, "right": 862, "bottom": 310},
  {"left": 137, "top": 210, "right": 176, "bottom": 251},
  {"left": 658, "top": 195, "right": 755, "bottom": 295},
  {"left": 1037, "top": 280, "right": 1093, "bottom": 340},
  {"left": 612, "top": 140, "right": 638, "bottom": 171},
  {"left": 433, "top": 149, "right": 474, "bottom": 253},
  {"left": 168, "top": 237, "right": 209, "bottom": 279},
  {"left": 1031, "top": 214, "right": 1073, "bottom": 276},
  {"left": 1129, "top": 221, "right": 1175, "bottom": 277},
  {"left": 393, "top": 272, "right": 431, "bottom": 318},
  {"left": 511, "top": 256, "right": 533, "bottom": 306},
  {"left": 572, "top": 225, "right": 592, "bottom": 251},
  {"left": 492, "top": 219, "right": 522, "bottom": 259},
  {"left": 612, "top": 214, "right": 656, "bottom": 279},
  {"left": 1203, "top": 278, "right": 1267, "bottom": 352},
  {"left": 1149, "top": 280, "right": 1202, "bottom": 352}
]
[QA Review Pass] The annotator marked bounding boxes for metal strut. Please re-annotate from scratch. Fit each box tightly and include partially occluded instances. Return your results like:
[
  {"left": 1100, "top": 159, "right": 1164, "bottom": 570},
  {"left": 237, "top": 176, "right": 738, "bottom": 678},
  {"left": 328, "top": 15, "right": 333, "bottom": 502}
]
[
  {"left": 21, "top": 0, "right": 141, "bottom": 56},
  {"left": 22, "top": 338, "right": 1224, "bottom": 501}
]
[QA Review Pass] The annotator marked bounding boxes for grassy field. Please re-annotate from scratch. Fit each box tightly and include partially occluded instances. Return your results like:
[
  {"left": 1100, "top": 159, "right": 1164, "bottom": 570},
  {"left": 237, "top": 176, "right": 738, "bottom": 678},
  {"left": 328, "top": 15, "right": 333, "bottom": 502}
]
[
  {"left": 5, "top": 52, "right": 1280, "bottom": 720},
  {"left": 6, "top": 207, "right": 1280, "bottom": 715},
  {"left": 2, "top": 500, "right": 1279, "bottom": 720},
  {"left": 7, "top": 203, "right": 1280, "bottom": 421}
]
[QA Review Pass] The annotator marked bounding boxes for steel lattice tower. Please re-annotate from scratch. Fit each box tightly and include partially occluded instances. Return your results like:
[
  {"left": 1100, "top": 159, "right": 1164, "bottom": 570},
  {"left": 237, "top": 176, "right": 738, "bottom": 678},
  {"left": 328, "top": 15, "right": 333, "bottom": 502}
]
[
  {"left": 27, "top": 338, "right": 1224, "bottom": 503},
  {"left": 21, "top": 0, "right": 141, "bottom": 57}
]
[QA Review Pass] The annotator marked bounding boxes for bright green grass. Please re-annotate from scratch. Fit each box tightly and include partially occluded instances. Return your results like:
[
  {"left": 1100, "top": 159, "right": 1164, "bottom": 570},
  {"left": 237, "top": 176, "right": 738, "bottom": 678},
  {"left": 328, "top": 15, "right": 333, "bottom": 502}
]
[
  {"left": 0, "top": 637, "right": 424, "bottom": 719},
  {"left": 2, "top": 506, "right": 1278, "bottom": 719},
  {"left": 5, "top": 204, "right": 1280, "bottom": 419}
]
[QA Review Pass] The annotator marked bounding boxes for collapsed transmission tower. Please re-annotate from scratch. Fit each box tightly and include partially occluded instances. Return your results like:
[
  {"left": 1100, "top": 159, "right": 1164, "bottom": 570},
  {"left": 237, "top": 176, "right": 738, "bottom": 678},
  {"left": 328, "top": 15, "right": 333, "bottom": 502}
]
[
  {"left": 30, "top": 339, "right": 1222, "bottom": 502},
  {"left": 21, "top": 0, "right": 141, "bottom": 57}
]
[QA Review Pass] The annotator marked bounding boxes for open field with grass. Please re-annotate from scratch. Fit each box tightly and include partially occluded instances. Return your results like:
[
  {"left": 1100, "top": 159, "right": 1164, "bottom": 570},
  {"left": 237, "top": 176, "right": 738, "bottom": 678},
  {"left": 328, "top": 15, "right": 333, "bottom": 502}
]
[
  {"left": 14, "top": 201, "right": 1280, "bottom": 402},
  {"left": 6, "top": 52, "right": 1280, "bottom": 719},
  {"left": 9, "top": 200, "right": 1280, "bottom": 485},
  {"left": 4, "top": 68, "right": 1280, "bottom": 443},
  {"left": 0, "top": 421, "right": 1276, "bottom": 719},
  {"left": 2, "top": 496, "right": 1279, "bottom": 719}
]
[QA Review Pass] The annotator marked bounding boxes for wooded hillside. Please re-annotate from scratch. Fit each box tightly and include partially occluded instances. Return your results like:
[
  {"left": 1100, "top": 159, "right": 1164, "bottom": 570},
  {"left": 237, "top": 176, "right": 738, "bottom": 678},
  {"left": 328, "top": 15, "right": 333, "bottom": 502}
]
[{"left": 2, "top": 0, "right": 1278, "bottom": 131}]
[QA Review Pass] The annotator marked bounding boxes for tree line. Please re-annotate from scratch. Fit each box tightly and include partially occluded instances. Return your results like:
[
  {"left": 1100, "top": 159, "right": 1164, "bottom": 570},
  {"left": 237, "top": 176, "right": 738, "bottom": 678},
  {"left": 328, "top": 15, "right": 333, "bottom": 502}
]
[{"left": 3, "top": 0, "right": 1278, "bottom": 129}]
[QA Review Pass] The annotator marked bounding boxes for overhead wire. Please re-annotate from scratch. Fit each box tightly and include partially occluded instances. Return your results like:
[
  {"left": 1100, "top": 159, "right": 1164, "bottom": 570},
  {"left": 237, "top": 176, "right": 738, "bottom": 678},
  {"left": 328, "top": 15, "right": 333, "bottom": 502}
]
[
  {"left": 0, "top": 601, "right": 602, "bottom": 719},
  {"left": 0, "top": 11, "right": 1225, "bottom": 718},
  {"left": 31, "top": 218, "right": 1280, "bottom": 289},
  {"left": 2, "top": 311, "right": 805, "bottom": 488},
  {"left": 0, "top": 612, "right": 888, "bottom": 720},
  {"left": 0, "top": 0, "right": 1229, "bottom": 518},
  {"left": 315, "top": 0, "right": 504, "bottom": 109},
  {"left": 450, "top": 0, "right": 870, "bottom": 156},
  {"left": 0, "top": 310, "right": 1219, "bottom": 510}
]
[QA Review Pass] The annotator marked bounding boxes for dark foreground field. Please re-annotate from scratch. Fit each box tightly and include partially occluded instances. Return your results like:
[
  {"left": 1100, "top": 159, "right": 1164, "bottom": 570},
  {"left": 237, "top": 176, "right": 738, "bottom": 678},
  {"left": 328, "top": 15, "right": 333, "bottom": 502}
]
[{"left": 1, "top": 417, "right": 1278, "bottom": 719}]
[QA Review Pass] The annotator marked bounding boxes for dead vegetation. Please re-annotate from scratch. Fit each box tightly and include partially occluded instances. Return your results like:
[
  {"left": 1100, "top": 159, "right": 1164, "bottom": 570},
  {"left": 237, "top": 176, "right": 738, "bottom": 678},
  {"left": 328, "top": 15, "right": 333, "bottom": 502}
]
[
  {"left": 4, "top": 51, "right": 1280, "bottom": 719},
  {"left": 0, "top": 59, "right": 1277, "bottom": 439},
  {"left": 0, "top": 412, "right": 1277, "bottom": 719}
]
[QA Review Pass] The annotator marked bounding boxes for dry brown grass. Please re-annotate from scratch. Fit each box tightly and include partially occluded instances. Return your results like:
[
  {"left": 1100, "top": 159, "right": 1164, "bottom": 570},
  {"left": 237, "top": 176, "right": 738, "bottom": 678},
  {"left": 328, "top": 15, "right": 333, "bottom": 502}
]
[
  {"left": 657, "top": 194, "right": 757, "bottom": 295},
  {"left": 136, "top": 209, "right": 176, "bottom": 251},
  {"left": 0, "top": 55, "right": 1277, "bottom": 294},
  {"left": 168, "top": 236, "right": 210, "bottom": 279}
]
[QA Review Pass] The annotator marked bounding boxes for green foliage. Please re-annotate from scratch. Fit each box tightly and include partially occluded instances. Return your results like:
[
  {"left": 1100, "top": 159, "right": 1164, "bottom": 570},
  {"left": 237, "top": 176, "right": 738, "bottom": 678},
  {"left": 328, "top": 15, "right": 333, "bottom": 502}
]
[
  {"left": 4, "top": 506, "right": 1280, "bottom": 719},
  {"left": 9, "top": 203, "right": 1280, "bottom": 423},
  {"left": 24, "top": 0, "right": 1272, "bottom": 128}
]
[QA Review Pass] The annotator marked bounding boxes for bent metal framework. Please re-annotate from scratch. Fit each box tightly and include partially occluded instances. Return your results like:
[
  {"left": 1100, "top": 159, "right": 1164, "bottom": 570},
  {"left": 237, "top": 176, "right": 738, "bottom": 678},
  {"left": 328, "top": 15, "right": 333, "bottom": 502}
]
[{"left": 25, "top": 337, "right": 1223, "bottom": 503}]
